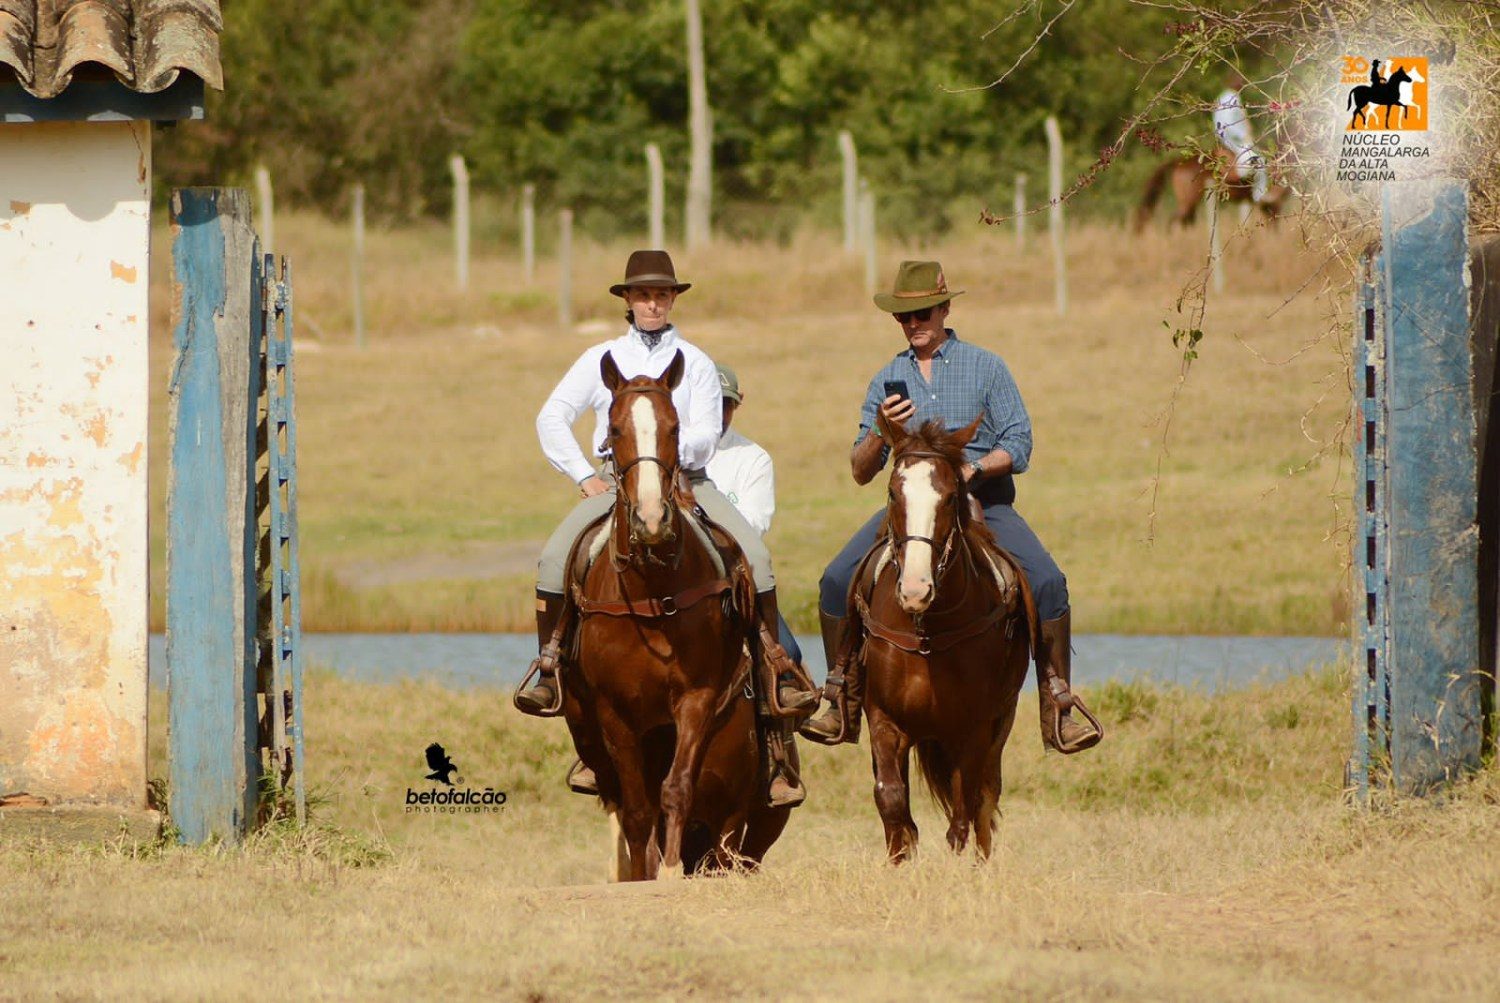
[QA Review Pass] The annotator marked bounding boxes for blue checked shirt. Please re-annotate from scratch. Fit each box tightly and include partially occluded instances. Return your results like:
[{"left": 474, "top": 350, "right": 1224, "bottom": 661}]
[{"left": 857, "top": 331, "right": 1033, "bottom": 473}]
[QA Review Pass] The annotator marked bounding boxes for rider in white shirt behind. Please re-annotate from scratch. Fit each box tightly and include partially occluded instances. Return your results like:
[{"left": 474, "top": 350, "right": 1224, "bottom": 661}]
[
  {"left": 1213, "top": 70, "right": 1267, "bottom": 204},
  {"left": 705, "top": 363, "right": 804, "bottom": 667}
]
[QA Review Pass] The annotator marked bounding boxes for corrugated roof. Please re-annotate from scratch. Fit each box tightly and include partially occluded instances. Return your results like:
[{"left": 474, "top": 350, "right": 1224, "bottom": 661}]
[{"left": 0, "top": 0, "right": 222, "bottom": 100}]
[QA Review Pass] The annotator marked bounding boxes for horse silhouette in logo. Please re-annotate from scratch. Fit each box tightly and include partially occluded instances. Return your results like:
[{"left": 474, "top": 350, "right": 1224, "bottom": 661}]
[
  {"left": 424, "top": 743, "right": 459, "bottom": 786},
  {"left": 1348, "top": 64, "right": 1415, "bottom": 129}
]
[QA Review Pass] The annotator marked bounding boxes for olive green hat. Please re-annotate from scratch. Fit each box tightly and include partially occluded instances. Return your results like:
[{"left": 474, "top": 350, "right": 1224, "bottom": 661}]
[
  {"left": 715, "top": 363, "right": 743, "bottom": 404},
  {"left": 872, "top": 260, "right": 965, "bottom": 313}
]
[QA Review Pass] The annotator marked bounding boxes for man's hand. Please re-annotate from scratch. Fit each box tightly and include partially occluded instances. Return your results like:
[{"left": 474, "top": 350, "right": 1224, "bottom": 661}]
[
  {"left": 880, "top": 393, "right": 916, "bottom": 430},
  {"left": 579, "top": 474, "right": 611, "bottom": 498}
]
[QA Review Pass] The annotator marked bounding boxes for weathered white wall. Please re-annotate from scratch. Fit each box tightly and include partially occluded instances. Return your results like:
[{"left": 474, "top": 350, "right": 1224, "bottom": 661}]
[{"left": 0, "top": 121, "right": 151, "bottom": 808}]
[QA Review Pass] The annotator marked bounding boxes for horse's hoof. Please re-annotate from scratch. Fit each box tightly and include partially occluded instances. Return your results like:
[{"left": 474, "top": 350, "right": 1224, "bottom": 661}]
[{"left": 658, "top": 862, "right": 684, "bottom": 881}]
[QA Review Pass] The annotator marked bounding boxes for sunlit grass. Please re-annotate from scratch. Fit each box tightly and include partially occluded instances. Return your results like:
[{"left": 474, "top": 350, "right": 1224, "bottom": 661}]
[{"left": 9, "top": 668, "right": 1500, "bottom": 998}]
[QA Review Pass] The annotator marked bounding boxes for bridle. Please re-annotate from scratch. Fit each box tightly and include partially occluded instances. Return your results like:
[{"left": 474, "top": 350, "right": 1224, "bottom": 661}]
[
  {"left": 888, "top": 448, "right": 967, "bottom": 585},
  {"left": 605, "top": 383, "right": 681, "bottom": 569}
]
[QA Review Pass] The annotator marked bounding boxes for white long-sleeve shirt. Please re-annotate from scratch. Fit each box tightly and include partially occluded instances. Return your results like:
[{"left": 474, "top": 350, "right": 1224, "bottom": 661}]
[
  {"left": 536, "top": 325, "right": 722, "bottom": 484},
  {"left": 1213, "top": 87, "right": 1253, "bottom": 151},
  {"left": 706, "top": 428, "right": 775, "bottom": 536}
]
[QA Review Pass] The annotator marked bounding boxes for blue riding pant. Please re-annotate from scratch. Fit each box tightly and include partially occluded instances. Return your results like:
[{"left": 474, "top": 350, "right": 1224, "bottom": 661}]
[{"left": 818, "top": 502, "right": 1069, "bottom": 626}]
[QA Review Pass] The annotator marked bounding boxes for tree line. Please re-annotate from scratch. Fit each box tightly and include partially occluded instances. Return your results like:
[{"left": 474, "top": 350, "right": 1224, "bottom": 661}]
[{"left": 157, "top": 0, "right": 1251, "bottom": 239}]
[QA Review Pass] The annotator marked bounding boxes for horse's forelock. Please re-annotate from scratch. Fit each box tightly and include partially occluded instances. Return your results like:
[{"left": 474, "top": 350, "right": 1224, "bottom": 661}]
[{"left": 894, "top": 419, "right": 969, "bottom": 470}]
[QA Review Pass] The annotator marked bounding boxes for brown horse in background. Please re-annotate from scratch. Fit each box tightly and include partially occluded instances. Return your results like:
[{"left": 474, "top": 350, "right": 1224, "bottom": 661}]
[
  {"left": 558, "top": 350, "right": 789, "bottom": 880},
  {"left": 842, "top": 413, "right": 1034, "bottom": 862},
  {"left": 1133, "top": 148, "right": 1290, "bottom": 232}
]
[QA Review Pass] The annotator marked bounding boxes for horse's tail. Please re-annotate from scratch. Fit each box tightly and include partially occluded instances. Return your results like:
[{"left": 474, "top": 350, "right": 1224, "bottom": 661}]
[
  {"left": 1134, "top": 159, "right": 1176, "bottom": 233},
  {"left": 914, "top": 739, "right": 957, "bottom": 820}
]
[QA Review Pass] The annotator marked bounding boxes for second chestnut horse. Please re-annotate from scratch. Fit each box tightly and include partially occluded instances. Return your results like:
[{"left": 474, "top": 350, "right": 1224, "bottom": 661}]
[{"left": 842, "top": 413, "right": 1035, "bottom": 862}]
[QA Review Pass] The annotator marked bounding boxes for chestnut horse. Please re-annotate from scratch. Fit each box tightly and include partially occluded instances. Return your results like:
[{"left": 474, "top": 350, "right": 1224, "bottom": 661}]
[
  {"left": 1133, "top": 148, "right": 1290, "bottom": 232},
  {"left": 558, "top": 350, "right": 789, "bottom": 880},
  {"left": 843, "top": 413, "right": 1035, "bottom": 862}
]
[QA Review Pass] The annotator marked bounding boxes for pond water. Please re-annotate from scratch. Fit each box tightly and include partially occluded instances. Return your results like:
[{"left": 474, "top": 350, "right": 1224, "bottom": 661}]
[{"left": 147, "top": 632, "right": 1344, "bottom": 693}]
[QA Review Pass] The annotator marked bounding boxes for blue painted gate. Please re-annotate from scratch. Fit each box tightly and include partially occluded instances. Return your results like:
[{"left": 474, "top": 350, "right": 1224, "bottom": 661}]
[
  {"left": 1350, "top": 181, "right": 1483, "bottom": 796},
  {"left": 167, "top": 188, "right": 304, "bottom": 843}
]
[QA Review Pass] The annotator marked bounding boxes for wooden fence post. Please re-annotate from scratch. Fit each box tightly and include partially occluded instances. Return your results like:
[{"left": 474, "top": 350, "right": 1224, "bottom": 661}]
[
  {"left": 166, "top": 188, "right": 261, "bottom": 845},
  {"left": 522, "top": 183, "right": 536, "bottom": 286},
  {"left": 646, "top": 143, "right": 665, "bottom": 249},
  {"left": 684, "top": 0, "right": 711, "bottom": 249},
  {"left": 351, "top": 183, "right": 365, "bottom": 349},
  {"left": 559, "top": 208, "right": 574, "bottom": 332},
  {"left": 1013, "top": 173, "right": 1026, "bottom": 252},
  {"left": 450, "top": 154, "right": 469, "bottom": 292},
  {"left": 839, "top": 130, "right": 858, "bottom": 251},
  {"left": 254, "top": 165, "right": 273, "bottom": 255},
  {"left": 1044, "top": 116, "right": 1066, "bottom": 316},
  {"left": 859, "top": 178, "right": 876, "bottom": 298}
]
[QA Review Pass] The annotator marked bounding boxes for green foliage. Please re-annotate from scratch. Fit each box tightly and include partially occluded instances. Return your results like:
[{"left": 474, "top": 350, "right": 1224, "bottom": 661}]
[{"left": 156, "top": 0, "right": 1267, "bottom": 234}]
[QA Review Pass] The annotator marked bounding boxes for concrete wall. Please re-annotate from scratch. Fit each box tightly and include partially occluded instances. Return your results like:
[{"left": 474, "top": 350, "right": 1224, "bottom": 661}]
[{"left": 0, "top": 120, "right": 151, "bottom": 808}]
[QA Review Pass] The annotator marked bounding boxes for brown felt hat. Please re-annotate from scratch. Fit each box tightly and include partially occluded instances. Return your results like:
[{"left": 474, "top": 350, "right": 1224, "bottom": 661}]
[
  {"left": 609, "top": 249, "right": 692, "bottom": 297},
  {"left": 872, "top": 260, "right": 965, "bottom": 313}
]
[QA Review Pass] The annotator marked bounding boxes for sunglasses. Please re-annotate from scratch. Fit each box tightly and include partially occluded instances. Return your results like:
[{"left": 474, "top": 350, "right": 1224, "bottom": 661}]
[{"left": 893, "top": 307, "right": 935, "bottom": 323}]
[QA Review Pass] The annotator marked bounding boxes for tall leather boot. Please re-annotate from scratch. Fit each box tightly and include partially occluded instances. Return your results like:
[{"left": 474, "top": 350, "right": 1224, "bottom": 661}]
[
  {"left": 1036, "top": 610, "right": 1103, "bottom": 753},
  {"left": 765, "top": 721, "right": 806, "bottom": 808},
  {"left": 799, "top": 609, "right": 863, "bottom": 745},
  {"left": 756, "top": 589, "right": 819, "bottom": 717},
  {"left": 513, "top": 591, "right": 567, "bottom": 717}
]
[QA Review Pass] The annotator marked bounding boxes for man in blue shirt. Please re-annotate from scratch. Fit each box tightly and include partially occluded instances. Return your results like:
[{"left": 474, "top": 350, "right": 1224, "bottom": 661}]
[{"left": 800, "top": 260, "right": 1102, "bottom": 755}]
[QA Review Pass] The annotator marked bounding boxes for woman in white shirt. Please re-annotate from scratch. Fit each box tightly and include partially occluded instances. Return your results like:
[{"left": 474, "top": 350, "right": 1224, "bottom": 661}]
[{"left": 514, "top": 251, "right": 815, "bottom": 807}]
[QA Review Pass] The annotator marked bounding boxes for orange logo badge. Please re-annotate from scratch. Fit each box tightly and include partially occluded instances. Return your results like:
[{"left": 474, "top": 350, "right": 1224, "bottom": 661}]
[{"left": 1342, "top": 56, "right": 1428, "bottom": 131}]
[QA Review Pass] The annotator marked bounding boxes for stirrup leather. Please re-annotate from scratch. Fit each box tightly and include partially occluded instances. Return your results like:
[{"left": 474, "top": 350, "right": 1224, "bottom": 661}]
[
  {"left": 512, "top": 625, "right": 568, "bottom": 718},
  {"left": 1043, "top": 676, "right": 1103, "bottom": 753}
]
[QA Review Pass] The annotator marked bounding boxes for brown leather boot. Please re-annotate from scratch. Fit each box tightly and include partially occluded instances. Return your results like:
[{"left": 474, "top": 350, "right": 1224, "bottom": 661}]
[
  {"left": 566, "top": 759, "right": 598, "bottom": 795},
  {"left": 765, "top": 722, "right": 806, "bottom": 808},
  {"left": 513, "top": 591, "right": 566, "bottom": 717},
  {"left": 756, "top": 589, "right": 819, "bottom": 717},
  {"left": 1037, "top": 611, "right": 1103, "bottom": 754},
  {"left": 799, "top": 609, "right": 863, "bottom": 745}
]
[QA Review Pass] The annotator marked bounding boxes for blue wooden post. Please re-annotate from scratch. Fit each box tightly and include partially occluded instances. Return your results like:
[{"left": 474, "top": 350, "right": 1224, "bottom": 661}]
[
  {"left": 1353, "top": 181, "right": 1482, "bottom": 795},
  {"left": 167, "top": 188, "right": 262, "bottom": 843}
]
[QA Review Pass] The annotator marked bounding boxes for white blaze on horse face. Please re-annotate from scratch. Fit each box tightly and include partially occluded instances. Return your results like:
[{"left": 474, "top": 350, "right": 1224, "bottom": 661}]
[
  {"left": 898, "top": 460, "right": 940, "bottom": 611},
  {"left": 630, "top": 395, "right": 668, "bottom": 536}
]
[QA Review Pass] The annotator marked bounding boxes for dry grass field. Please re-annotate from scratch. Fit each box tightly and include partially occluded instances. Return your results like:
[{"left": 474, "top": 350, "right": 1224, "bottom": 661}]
[
  {"left": 7, "top": 207, "right": 1435, "bottom": 1000},
  {"left": 145, "top": 207, "right": 1351, "bottom": 635},
  {"left": 6, "top": 667, "right": 1500, "bottom": 999}
]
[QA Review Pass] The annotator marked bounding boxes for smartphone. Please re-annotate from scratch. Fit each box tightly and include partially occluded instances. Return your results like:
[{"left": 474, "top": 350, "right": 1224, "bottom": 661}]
[{"left": 883, "top": 379, "right": 910, "bottom": 403}]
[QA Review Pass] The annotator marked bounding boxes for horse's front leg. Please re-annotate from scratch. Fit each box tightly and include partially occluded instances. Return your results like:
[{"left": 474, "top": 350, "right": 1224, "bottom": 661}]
[
  {"left": 597, "top": 698, "right": 655, "bottom": 881},
  {"left": 868, "top": 708, "right": 917, "bottom": 863},
  {"left": 658, "top": 687, "right": 718, "bottom": 879}
]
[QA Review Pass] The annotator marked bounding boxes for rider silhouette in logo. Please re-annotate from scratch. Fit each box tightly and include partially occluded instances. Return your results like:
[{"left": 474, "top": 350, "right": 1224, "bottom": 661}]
[
  {"left": 1370, "top": 59, "right": 1385, "bottom": 87},
  {"left": 424, "top": 743, "right": 459, "bottom": 786}
]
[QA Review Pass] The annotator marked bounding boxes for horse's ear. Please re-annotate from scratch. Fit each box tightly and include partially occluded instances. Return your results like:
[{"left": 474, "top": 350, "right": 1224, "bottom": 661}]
[
  {"left": 660, "top": 349, "right": 685, "bottom": 390},
  {"left": 601, "top": 351, "right": 625, "bottom": 393},
  {"left": 876, "top": 405, "right": 907, "bottom": 448},
  {"left": 954, "top": 413, "right": 983, "bottom": 449}
]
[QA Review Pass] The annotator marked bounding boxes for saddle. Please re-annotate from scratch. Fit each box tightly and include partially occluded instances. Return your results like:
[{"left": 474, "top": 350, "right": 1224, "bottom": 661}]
[
  {"left": 528, "top": 481, "right": 771, "bottom": 717},
  {"left": 839, "top": 512, "right": 1039, "bottom": 670}
]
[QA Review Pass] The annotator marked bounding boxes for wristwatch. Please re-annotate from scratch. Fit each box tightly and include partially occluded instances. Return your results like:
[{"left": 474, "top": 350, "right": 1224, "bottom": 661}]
[{"left": 967, "top": 459, "right": 983, "bottom": 478}]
